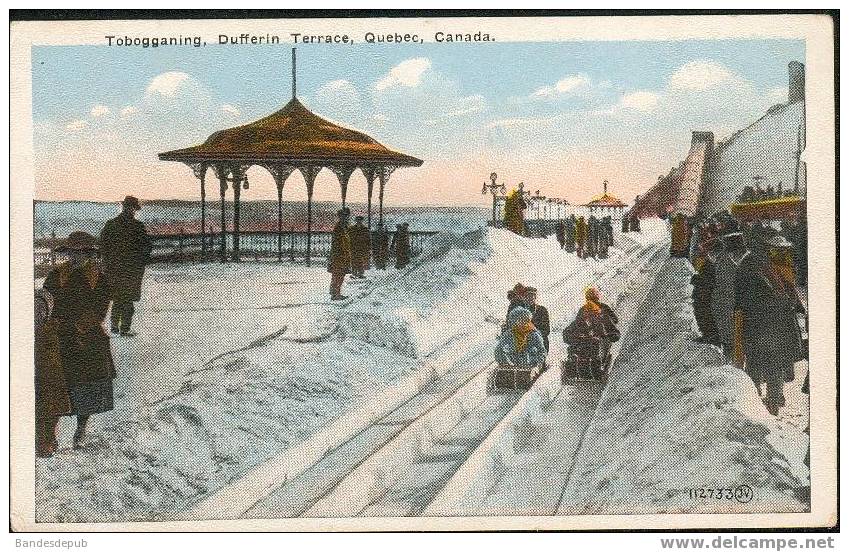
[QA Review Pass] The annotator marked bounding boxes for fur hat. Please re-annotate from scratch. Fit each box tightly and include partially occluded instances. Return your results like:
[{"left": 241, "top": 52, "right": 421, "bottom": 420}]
[{"left": 55, "top": 231, "right": 99, "bottom": 253}]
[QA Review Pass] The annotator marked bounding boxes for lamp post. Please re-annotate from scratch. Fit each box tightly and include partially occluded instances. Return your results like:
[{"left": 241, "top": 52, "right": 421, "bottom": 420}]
[{"left": 482, "top": 171, "right": 506, "bottom": 226}]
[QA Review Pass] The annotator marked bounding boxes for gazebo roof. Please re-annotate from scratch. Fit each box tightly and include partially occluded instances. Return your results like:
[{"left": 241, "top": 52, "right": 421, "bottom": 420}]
[
  {"left": 158, "top": 97, "right": 423, "bottom": 167},
  {"left": 584, "top": 192, "right": 627, "bottom": 208}
]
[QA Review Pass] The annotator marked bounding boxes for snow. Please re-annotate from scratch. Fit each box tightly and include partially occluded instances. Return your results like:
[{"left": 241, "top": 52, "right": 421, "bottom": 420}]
[
  {"left": 36, "top": 214, "right": 806, "bottom": 521},
  {"left": 35, "top": 263, "right": 422, "bottom": 522},
  {"left": 557, "top": 258, "right": 809, "bottom": 515},
  {"left": 35, "top": 220, "right": 666, "bottom": 522},
  {"left": 430, "top": 242, "right": 808, "bottom": 517},
  {"left": 702, "top": 102, "right": 805, "bottom": 216}
]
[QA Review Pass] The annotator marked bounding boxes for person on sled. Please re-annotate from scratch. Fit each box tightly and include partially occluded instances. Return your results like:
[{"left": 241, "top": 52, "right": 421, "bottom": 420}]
[
  {"left": 562, "top": 287, "right": 620, "bottom": 381},
  {"left": 495, "top": 306, "right": 547, "bottom": 369}
]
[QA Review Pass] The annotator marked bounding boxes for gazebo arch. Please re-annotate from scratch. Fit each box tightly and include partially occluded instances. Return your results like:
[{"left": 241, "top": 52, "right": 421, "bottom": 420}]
[{"left": 158, "top": 48, "right": 423, "bottom": 265}]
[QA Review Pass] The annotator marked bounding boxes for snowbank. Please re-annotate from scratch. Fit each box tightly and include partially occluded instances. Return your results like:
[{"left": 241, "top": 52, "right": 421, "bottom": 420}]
[
  {"left": 36, "top": 221, "right": 662, "bottom": 522},
  {"left": 558, "top": 258, "right": 809, "bottom": 514}
]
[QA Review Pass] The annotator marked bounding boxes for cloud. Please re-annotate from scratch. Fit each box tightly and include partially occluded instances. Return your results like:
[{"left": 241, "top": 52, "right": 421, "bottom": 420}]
[
  {"left": 445, "top": 94, "right": 486, "bottom": 117},
  {"left": 65, "top": 119, "right": 88, "bottom": 131},
  {"left": 531, "top": 74, "right": 591, "bottom": 99},
  {"left": 619, "top": 90, "right": 660, "bottom": 112},
  {"left": 221, "top": 104, "right": 240, "bottom": 116},
  {"left": 120, "top": 105, "right": 138, "bottom": 117},
  {"left": 90, "top": 105, "right": 110, "bottom": 117},
  {"left": 669, "top": 60, "right": 735, "bottom": 91},
  {"left": 374, "top": 58, "right": 432, "bottom": 91},
  {"left": 145, "top": 71, "right": 193, "bottom": 98},
  {"left": 313, "top": 79, "right": 361, "bottom": 119}
]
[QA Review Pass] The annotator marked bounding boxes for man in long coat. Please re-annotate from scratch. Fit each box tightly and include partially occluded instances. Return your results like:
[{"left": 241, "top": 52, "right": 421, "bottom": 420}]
[
  {"left": 391, "top": 222, "right": 411, "bottom": 269},
  {"left": 587, "top": 216, "right": 599, "bottom": 258},
  {"left": 734, "top": 234, "right": 804, "bottom": 415},
  {"left": 328, "top": 208, "right": 352, "bottom": 300},
  {"left": 631, "top": 214, "right": 641, "bottom": 232},
  {"left": 43, "top": 231, "right": 116, "bottom": 450},
  {"left": 555, "top": 221, "right": 566, "bottom": 250},
  {"left": 575, "top": 216, "right": 588, "bottom": 258},
  {"left": 100, "top": 196, "right": 151, "bottom": 336},
  {"left": 691, "top": 238, "right": 720, "bottom": 344},
  {"left": 372, "top": 222, "right": 390, "bottom": 270},
  {"left": 348, "top": 215, "right": 371, "bottom": 279},
  {"left": 564, "top": 216, "right": 576, "bottom": 253},
  {"left": 712, "top": 232, "right": 749, "bottom": 363}
]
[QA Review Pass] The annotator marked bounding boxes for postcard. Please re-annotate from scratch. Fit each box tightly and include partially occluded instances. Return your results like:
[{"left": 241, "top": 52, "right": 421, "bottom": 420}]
[{"left": 9, "top": 11, "right": 837, "bottom": 531}]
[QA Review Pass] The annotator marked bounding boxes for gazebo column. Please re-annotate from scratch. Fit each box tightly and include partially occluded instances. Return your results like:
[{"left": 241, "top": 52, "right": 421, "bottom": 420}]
[
  {"left": 300, "top": 165, "right": 322, "bottom": 267},
  {"left": 230, "top": 165, "right": 246, "bottom": 263},
  {"left": 377, "top": 165, "right": 396, "bottom": 226},
  {"left": 330, "top": 165, "right": 356, "bottom": 211},
  {"left": 213, "top": 164, "right": 229, "bottom": 262},
  {"left": 264, "top": 164, "right": 295, "bottom": 263},
  {"left": 363, "top": 167, "right": 377, "bottom": 230},
  {"left": 189, "top": 162, "right": 208, "bottom": 260}
]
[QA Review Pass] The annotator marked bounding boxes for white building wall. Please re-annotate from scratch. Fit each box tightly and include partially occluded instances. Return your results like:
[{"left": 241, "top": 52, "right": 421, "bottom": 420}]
[{"left": 701, "top": 101, "right": 805, "bottom": 217}]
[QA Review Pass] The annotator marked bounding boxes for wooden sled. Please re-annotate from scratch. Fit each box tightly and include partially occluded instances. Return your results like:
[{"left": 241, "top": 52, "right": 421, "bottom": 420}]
[
  {"left": 561, "top": 339, "right": 610, "bottom": 386},
  {"left": 491, "top": 363, "right": 546, "bottom": 393}
]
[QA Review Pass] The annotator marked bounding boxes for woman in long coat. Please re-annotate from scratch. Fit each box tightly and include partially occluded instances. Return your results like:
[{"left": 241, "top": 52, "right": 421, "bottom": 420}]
[
  {"left": 43, "top": 231, "right": 115, "bottom": 449},
  {"left": 35, "top": 288, "right": 70, "bottom": 457}
]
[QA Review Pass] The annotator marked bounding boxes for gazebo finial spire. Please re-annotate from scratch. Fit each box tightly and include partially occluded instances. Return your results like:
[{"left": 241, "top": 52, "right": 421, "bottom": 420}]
[{"left": 292, "top": 47, "right": 297, "bottom": 99}]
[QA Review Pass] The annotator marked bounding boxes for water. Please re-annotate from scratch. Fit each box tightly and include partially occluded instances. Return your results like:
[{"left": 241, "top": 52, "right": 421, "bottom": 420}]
[{"left": 34, "top": 200, "right": 490, "bottom": 238}]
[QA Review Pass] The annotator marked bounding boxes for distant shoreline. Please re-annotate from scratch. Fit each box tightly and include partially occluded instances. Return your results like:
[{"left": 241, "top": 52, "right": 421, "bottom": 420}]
[{"left": 33, "top": 199, "right": 489, "bottom": 209}]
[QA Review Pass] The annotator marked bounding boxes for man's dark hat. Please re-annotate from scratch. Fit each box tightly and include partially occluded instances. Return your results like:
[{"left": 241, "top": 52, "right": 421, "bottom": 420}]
[
  {"left": 56, "top": 231, "right": 99, "bottom": 253},
  {"left": 122, "top": 196, "right": 141, "bottom": 210},
  {"left": 338, "top": 207, "right": 351, "bottom": 217}
]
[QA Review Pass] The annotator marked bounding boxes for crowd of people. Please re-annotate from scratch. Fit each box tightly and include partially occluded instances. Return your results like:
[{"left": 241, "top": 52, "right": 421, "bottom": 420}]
[
  {"left": 35, "top": 196, "right": 151, "bottom": 457},
  {"left": 689, "top": 211, "right": 808, "bottom": 416},
  {"left": 555, "top": 214, "right": 618, "bottom": 259},
  {"left": 736, "top": 183, "right": 800, "bottom": 203},
  {"left": 327, "top": 208, "right": 412, "bottom": 300}
]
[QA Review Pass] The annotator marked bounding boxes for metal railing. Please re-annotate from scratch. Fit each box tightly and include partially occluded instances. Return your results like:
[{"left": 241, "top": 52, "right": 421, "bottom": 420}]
[{"left": 34, "top": 229, "right": 439, "bottom": 275}]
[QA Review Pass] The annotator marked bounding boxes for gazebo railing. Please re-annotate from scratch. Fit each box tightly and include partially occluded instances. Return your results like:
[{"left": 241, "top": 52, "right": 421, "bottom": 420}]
[{"left": 33, "top": 229, "right": 439, "bottom": 273}]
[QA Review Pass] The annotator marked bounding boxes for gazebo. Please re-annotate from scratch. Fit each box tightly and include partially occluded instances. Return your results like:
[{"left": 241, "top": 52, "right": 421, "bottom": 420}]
[
  {"left": 159, "top": 49, "right": 423, "bottom": 264},
  {"left": 583, "top": 179, "right": 627, "bottom": 217}
]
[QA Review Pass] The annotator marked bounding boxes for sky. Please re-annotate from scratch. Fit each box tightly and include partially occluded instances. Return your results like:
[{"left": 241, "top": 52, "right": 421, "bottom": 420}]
[{"left": 31, "top": 39, "right": 804, "bottom": 207}]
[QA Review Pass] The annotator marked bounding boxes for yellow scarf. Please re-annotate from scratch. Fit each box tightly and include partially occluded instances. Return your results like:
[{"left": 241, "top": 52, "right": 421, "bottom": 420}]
[
  {"left": 512, "top": 320, "right": 535, "bottom": 353},
  {"left": 584, "top": 299, "right": 602, "bottom": 316}
]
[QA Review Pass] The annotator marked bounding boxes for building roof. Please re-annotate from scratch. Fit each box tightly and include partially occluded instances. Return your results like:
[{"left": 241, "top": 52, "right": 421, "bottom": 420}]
[
  {"left": 584, "top": 193, "right": 626, "bottom": 208},
  {"left": 159, "top": 98, "right": 423, "bottom": 167}
]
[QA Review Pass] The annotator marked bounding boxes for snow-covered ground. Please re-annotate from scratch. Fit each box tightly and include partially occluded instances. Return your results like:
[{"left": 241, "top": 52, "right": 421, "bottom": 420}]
[
  {"left": 558, "top": 258, "right": 809, "bottom": 515},
  {"left": 35, "top": 221, "right": 665, "bottom": 522},
  {"left": 429, "top": 243, "right": 809, "bottom": 517}
]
